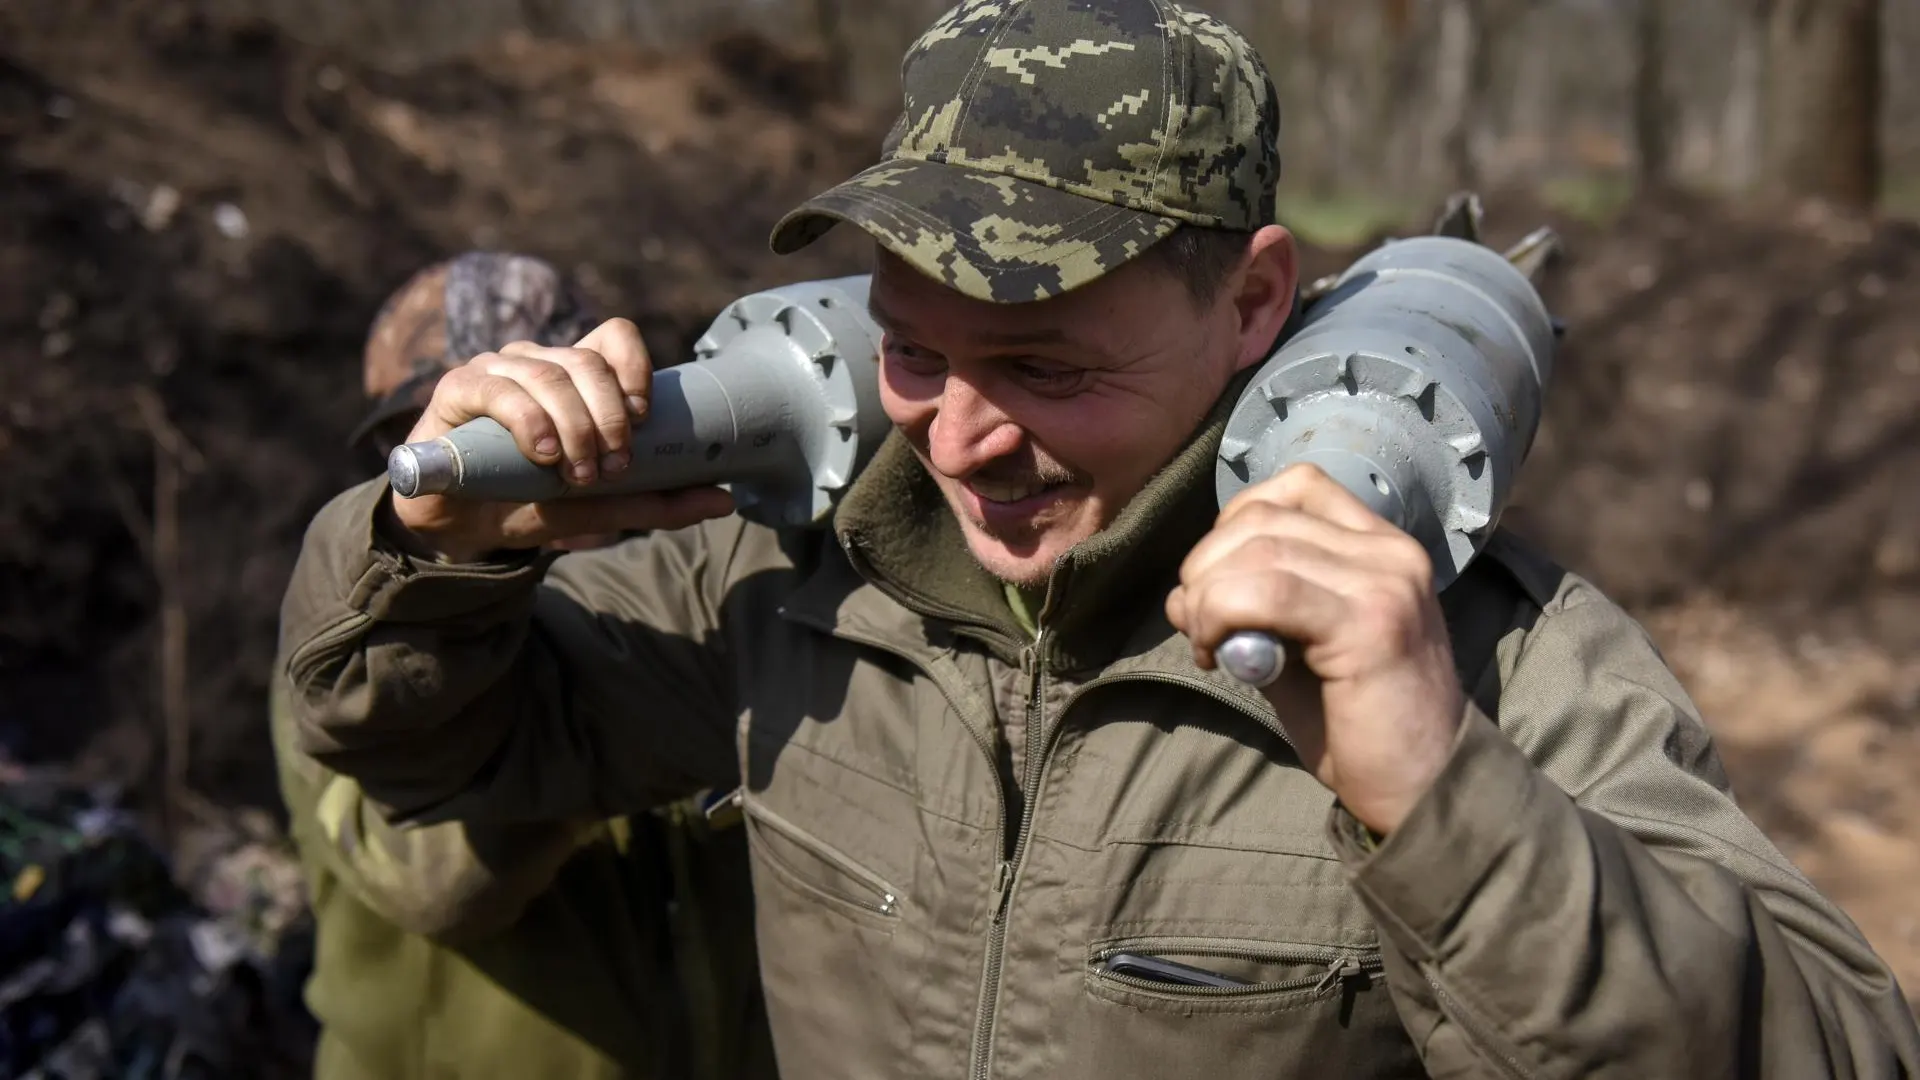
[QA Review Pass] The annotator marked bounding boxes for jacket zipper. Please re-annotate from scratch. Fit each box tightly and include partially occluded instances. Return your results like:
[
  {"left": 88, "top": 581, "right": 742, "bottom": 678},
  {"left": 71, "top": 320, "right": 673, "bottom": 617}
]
[
  {"left": 968, "top": 635, "right": 1050, "bottom": 1080},
  {"left": 1423, "top": 963, "right": 1532, "bottom": 1080},
  {"left": 1089, "top": 940, "right": 1383, "bottom": 999}
]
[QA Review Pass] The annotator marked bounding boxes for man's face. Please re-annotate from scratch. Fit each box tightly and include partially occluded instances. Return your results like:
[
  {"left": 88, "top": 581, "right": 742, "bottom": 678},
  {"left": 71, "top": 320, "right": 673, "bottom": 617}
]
[{"left": 870, "top": 240, "right": 1290, "bottom": 588}]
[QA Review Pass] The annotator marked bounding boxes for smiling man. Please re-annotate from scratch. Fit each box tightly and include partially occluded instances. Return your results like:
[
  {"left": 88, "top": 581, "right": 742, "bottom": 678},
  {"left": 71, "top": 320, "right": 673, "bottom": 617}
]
[{"left": 279, "top": 1, "right": 1920, "bottom": 1077}]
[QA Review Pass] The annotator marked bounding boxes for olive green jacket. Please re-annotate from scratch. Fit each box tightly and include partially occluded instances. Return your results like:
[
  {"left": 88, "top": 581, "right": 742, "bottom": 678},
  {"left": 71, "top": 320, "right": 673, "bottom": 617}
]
[
  {"left": 280, "top": 389, "right": 1920, "bottom": 1079},
  {"left": 270, "top": 643, "right": 774, "bottom": 1079}
]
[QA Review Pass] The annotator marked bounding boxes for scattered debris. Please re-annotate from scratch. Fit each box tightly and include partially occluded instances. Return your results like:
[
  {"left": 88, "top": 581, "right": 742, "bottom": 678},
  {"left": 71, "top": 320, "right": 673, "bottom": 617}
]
[
  {"left": 0, "top": 766, "right": 315, "bottom": 1080},
  {"left": 107, "top": 180, "right": 183, "bottom": 233},
  {"left": 210, "top": 204, "right": 248, "bottom": 241}
]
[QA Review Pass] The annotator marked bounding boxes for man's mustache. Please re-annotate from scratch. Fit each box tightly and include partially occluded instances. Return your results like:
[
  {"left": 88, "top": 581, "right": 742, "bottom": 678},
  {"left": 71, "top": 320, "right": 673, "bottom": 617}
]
[{"left": 965, "top": 456, "right": 1083, "bottom": 488}]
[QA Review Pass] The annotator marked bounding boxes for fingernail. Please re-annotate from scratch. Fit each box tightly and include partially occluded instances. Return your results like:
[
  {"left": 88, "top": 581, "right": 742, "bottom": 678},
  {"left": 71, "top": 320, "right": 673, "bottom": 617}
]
[
  {"left": 601, "top": 451, "right": 629, "bottom": 474},
  {"left": 571, "top": 461, "right": 595, "bottom": 482},
  {"left": 535, "top": 436, "right": 559, "bottom": 456},
  {"left": 626, "top": 395, "right": 647, "bottom": 418}
]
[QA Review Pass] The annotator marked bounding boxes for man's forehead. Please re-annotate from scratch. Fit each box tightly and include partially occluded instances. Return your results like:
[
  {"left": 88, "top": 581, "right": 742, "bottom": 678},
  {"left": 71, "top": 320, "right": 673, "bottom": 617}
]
[
  {"left": 867, "top": 251, "right": 1121, "bottom": 349},
  {"left": 868, "top": 294, "right": 1072, "bottom": 348}
]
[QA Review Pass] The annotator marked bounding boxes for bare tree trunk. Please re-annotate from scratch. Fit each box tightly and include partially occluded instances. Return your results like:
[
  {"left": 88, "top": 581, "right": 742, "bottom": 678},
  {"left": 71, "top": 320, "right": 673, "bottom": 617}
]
[
  {"left": 1631, "top": 0, "right": 1671, "bottom": 189},
  {"left": 1375, "top": 0, "right": 1432, "bottom": 194},
  {"left": 1438, "top": 0, "right": 1517, "bottom": 191},
  {"left": 1760, "top": 0, "right": 1882, "bottom": 209},
  {"left": 133, "top": 388, "right": 204, "bottom": 839},
  {"left": 1507, "top": 12, "right": 1552, "bottom": 173},
  {"left": 1382, "top": 0, "right": 1414, "bottom": 39},
  {"left": 1304, "top": 0, "right": 1357, "bottom": 194},
  {"left": 1433, "top": 0, "right": 1480, "bottom": 189},
  {"left": 1720, "top": 3, "right": 1765, "bottom": 191}
]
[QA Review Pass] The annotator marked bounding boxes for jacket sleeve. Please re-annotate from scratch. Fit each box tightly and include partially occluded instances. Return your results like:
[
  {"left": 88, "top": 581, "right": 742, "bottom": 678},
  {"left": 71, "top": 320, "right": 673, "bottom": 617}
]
[
  {"left": 278, "top": 477, "right": 750, "bottom": 830},
  {"left": 1328, "top": 577, "right": 1920, "bottom": 1079},
  {"left": 269, "top": 671, "right": 599, "bottom": 939}
]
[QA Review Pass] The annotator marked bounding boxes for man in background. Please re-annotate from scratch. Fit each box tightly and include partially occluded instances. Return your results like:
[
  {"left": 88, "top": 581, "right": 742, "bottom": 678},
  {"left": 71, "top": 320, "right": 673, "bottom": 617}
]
[{"left": 269, "top": 251, "right": 774, "bottom": 1079}]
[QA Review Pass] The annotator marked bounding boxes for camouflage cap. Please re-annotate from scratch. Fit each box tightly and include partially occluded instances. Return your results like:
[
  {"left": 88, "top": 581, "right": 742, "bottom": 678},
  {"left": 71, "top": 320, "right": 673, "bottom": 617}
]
[
  {"left": 351, "top": 251, "right": 597, "bottom": 450},
  {"left": 770, "top": 0, "right": 1281, "bottom": 303}
]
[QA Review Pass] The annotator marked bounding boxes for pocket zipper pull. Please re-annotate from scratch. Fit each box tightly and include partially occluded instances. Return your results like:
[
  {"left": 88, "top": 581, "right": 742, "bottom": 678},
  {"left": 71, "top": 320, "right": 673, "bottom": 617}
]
[
  {"left": 1314, "top": 956, "right": 1365, "bottom": 996},
  {"left": 703, "top": 786, "right": 745, "bottom": 822}
]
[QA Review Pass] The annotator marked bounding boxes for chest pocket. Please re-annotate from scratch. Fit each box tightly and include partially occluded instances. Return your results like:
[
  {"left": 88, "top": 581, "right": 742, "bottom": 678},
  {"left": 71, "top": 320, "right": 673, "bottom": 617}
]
[
  {"left": 1038, "top": 687, "right": 1366, "bottom": 937},
  {"left": 1016, "top": 684, "right": 1423, "bottom": 1078}
]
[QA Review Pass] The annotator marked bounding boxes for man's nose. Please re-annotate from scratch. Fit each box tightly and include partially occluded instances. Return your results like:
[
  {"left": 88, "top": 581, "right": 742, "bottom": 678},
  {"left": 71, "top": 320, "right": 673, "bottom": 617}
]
[{"left": 926, "top": 374, "right": 1022, "bottom": 478}]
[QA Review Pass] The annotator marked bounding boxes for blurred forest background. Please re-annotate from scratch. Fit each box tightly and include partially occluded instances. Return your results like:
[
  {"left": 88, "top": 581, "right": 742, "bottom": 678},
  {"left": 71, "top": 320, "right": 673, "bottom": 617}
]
[
  {"left": 237, "top": 0, "right": 1920, "bottom": 223},
  {"left": 1, "top": 0, "right": 1917, "bottom": 1073}
]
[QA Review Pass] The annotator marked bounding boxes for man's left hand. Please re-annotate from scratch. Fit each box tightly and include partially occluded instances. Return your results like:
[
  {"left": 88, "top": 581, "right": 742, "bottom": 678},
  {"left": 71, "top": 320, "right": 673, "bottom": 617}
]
[{"left": 1165, "top": 463, "right": 1464, "bottom": 837}]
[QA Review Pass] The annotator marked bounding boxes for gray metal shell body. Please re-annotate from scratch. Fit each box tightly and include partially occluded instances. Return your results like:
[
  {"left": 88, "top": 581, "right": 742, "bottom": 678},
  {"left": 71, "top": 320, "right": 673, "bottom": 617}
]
[
  {"left": 1216, "top": 236, "right": 1556, "bottom": 590},
  {"left": 387, "top": 275, "right": 886, "bottom": 530}
]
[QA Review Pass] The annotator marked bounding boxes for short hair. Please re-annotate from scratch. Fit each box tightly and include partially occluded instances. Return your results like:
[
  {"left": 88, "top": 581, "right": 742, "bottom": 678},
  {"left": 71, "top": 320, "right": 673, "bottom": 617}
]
[{"left": 1140, "top": 226, "right": 1255, "bottom": 307}]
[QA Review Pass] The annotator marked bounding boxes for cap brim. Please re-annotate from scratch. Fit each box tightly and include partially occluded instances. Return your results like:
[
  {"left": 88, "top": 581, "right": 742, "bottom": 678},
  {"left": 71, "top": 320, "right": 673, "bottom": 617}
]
[
  {"left": 771, "top": 158, "right": 1178, "bottom": 303},
  {"left": 347, "top": 368, "right": 441, "bottom": 451}
]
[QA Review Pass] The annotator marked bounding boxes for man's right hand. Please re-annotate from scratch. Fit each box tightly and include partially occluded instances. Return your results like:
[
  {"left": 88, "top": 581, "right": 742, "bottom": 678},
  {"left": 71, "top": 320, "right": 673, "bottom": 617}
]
[{"left": 388, "top": 318, "right": 735, "bottom": 563}]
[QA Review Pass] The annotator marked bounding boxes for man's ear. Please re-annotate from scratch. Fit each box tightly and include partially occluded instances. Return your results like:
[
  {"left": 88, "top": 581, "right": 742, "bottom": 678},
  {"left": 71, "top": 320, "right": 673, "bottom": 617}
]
[{"left": 1232, "top": 225, "right": 1299, "bottom": 372}]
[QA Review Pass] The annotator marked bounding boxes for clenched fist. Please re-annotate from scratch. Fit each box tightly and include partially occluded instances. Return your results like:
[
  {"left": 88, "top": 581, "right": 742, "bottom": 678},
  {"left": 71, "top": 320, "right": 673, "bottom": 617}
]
[
  {"left": 390, "top": 318, "right": 734, "bottom": 563},
  {"left": 1166, "top": 463, "right": 1464, "bottom": 836}
]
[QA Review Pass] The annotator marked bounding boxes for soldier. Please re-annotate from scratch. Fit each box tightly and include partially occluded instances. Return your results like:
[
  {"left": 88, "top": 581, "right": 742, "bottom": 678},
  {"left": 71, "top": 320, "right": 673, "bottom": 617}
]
[
  {"left": 269, "top": 251, "right": 773, "bottom": 1080},
  {"left": 280, "top": 3, "right": 1920, "bottom": 1078}
]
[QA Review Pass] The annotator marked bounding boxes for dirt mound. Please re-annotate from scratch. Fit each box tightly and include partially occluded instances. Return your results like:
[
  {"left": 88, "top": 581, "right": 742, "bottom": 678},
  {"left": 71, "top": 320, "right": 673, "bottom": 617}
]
[
  {"left": 1499, "top": 192, "right": 1920, "bottom": 650},
  {"left": 0, "top": 1, "right": 879, "bottom": 812},
  {"left": 1647, "top": 600, "right": 1920, "bottom": 1001}
]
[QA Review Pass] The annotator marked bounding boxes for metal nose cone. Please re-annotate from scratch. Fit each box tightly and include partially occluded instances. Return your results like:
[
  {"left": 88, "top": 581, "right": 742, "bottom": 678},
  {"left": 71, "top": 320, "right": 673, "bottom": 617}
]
[{"left": 389, "top": 440, "right": 457, "bottom": 498}]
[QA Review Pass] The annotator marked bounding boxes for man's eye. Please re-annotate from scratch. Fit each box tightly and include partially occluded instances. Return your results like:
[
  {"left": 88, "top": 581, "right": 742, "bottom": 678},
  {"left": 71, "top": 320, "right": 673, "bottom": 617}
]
[
  {"left": 1012, "top": 361, "right": 1083, "bottom": 391},
  {"left": 884, "top": 339, "right": 945, "bottom": 374}
]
